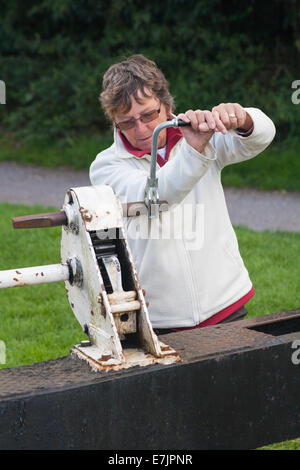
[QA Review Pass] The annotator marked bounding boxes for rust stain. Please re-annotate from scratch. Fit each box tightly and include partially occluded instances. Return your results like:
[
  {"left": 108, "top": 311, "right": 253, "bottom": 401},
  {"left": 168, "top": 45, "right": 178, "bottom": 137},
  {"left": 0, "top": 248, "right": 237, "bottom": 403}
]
[
  {"left": 72, "top": 345, "right": 181, "bottom": 372},
  {"left": 91, "top": 310, "right": 94, "bottom": 316},
  {"left": 99, "top": 354, "right": 111, "bottom": 362},
  {"left": 97, "top": 293, "right": 106, "bottom": 316},
  {"left": 160, "top": 345, "right": 172, "bottom": 351},
  {"left": 13, "top": 278, "right": 19, "bottom": 282},
  {"left": 132, "top": 271, "right": 141, "bottom": 290},
  {"left": 15, "top": 270, "right": 21, "bottom": 274},
  {"left": 79, "top": 207, "right": 93, "bottom": 222}
]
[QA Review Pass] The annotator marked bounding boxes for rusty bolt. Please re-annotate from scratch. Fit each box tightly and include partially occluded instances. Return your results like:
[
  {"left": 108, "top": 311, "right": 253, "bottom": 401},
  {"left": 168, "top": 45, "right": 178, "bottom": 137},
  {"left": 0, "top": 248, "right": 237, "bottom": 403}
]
[{"left": 99, "top": 354, "right": 111, "bottom": 362}]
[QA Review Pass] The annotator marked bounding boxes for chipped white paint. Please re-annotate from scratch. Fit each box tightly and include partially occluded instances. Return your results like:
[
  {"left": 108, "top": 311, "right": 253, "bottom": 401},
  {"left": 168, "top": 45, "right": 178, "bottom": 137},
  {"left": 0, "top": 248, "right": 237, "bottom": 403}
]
[{"left": 0, "top": 263, "right": 69, "bottom": 289}]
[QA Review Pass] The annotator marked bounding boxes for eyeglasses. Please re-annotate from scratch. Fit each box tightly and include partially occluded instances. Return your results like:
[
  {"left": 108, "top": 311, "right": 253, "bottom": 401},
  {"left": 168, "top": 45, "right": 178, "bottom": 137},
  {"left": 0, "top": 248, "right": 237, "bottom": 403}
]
[{"left": 115, "top": 108, "right": 161, "bottom": 131}]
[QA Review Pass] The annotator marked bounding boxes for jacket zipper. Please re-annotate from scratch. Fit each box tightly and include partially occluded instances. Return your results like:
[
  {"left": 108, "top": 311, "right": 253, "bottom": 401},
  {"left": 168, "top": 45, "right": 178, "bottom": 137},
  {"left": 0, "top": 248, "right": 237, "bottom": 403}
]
[{"left": 180, "top": 243, "right": 200, "bottom": 325}]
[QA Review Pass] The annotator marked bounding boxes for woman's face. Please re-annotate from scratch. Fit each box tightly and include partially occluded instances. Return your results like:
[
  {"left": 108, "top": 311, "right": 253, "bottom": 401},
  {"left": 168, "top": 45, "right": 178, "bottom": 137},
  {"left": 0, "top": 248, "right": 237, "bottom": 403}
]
[{"left": 114, "top": 89, "right": 170, "bottom": 151}]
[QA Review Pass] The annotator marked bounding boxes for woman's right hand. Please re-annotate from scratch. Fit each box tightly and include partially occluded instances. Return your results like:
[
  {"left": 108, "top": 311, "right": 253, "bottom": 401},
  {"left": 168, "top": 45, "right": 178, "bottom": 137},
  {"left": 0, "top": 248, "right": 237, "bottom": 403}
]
[{"left": 177, "top": 109, "right": 227, "bottom": 154}]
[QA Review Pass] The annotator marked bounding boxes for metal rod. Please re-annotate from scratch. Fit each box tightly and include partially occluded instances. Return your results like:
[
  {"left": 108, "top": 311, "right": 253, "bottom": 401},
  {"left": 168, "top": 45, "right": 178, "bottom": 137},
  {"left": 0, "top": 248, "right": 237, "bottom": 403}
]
[{"left": 0, "top": 264, "right": 70, "bottom": 289}]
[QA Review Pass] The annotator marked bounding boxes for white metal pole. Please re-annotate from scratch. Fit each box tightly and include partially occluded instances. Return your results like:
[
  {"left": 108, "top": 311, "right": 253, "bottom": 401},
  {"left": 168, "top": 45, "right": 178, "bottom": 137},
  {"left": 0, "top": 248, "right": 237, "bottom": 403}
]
[{"left": 0, "top": 264, "right": 70, "bottom": 289}]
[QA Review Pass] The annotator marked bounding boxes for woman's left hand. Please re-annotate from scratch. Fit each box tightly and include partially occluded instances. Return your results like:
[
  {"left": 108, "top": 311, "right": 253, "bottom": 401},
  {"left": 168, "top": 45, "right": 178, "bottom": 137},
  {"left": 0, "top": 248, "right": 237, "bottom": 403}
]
[{"left": 211, "top": 103, "right": 253, "bottom": 132}]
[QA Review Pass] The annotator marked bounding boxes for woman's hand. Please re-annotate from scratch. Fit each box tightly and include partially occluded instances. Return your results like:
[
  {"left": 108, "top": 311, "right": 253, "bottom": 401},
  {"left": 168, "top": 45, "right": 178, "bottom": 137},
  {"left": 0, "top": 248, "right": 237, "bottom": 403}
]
[
  {"left": 177, "top": 109, "right": 221, "bottom": 153},
  {"left": 211, "top": 103, "right": 253, "bottom": 132},
  {"left": 177, "top": 103, "right": 253, "bottom": 154}
]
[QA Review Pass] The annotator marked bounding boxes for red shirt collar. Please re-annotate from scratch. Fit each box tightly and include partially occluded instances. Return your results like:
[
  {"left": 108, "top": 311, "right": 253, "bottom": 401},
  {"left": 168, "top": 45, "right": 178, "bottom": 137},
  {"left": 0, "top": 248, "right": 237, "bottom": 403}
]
[{"left": 118, "top": 126, "right": 183, "bottom": 167}]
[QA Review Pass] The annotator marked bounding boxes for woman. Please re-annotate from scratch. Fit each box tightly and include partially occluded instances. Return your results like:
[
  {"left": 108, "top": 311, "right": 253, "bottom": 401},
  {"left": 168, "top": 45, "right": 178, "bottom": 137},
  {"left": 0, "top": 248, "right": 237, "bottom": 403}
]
[{"left": 89, "top": 54, "right": 276, "bottom": 332}]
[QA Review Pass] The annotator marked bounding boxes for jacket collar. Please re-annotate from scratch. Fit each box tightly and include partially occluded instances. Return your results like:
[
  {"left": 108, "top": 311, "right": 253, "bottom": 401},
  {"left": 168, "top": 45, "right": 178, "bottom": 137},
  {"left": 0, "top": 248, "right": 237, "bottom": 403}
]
[{"left": 114, "top": 125, "right": 183, "bottom": 166}]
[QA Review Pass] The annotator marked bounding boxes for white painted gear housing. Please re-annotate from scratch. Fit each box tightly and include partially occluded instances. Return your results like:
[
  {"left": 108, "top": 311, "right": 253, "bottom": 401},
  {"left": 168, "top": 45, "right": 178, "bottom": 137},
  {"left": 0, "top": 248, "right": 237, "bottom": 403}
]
[{"left": 61, "top": 185, "right": 180, "bottom": 371}]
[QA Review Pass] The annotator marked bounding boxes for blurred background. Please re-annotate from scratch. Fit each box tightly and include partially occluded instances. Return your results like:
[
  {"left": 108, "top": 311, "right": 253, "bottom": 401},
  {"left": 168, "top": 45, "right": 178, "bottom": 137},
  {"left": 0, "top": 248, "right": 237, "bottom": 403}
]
[{"left": 0, "top": 0, "right": 299, "bottom": 190}]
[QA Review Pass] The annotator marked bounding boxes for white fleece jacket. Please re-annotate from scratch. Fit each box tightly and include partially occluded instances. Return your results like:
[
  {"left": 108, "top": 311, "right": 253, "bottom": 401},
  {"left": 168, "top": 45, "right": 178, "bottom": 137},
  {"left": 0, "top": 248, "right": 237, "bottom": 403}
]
[{"left": 90, "top": 108, "right": 276, "bottom": 328}]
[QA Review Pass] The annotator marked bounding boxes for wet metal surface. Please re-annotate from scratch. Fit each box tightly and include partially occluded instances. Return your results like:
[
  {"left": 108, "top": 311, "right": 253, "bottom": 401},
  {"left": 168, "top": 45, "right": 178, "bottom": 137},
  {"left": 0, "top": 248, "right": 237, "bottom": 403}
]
[
  {"left": 160, "top": 309, "right": 300, "bottom": 363},
  {"left": 0, "top": 309, "right": 299, "bottom": 450},
  {"left": 0, "top": 309, "right": 299, "bottom": 399}
]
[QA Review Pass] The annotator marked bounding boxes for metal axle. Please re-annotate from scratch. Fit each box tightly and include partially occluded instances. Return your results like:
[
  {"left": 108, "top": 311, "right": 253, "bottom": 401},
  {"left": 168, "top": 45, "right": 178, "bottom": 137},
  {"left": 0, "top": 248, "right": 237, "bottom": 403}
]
[{"left": 0, "top": 260, "right": 83, "bottom": 289}]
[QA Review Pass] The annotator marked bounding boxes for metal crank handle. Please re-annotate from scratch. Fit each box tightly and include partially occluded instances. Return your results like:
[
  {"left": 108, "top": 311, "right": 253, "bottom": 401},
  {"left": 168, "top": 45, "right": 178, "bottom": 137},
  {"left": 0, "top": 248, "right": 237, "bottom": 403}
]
[
  {"left": 174, "top": 119, "right": 192, "bottom": 127},
  {"left": 145, "top": 118, "right": 191, "bottom": 218},
  {"left": 12, "top": 211, "right": 68, "bottom": 229}
]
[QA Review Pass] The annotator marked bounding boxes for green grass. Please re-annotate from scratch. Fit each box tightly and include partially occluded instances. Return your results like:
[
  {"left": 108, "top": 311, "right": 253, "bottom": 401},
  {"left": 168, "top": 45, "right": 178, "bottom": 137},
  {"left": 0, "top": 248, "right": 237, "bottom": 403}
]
[
  {"left": 0, "top": 203, "right": 84, "bottom": 368},
  {"left": 235, "top": 226, "right": 300, "bottom": 318},
  {"left": 0, "top": 202, "right": 299, "bottom": 449},
  {"left": 0, "top": 132, "right": 299, "bottom": 191},
  {"left": 259, "top": 438, "right": 300, "bottom": 450}
]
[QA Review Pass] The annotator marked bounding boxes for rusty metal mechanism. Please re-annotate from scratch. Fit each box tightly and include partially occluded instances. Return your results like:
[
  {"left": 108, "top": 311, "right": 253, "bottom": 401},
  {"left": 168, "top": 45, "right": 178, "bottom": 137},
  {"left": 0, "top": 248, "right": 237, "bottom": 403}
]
[
  {"left": 0, "top": 119, "right": 191, "bottom": 371},
  {"left": 0, "top": 185, "right": 180, "bottom": 371}
]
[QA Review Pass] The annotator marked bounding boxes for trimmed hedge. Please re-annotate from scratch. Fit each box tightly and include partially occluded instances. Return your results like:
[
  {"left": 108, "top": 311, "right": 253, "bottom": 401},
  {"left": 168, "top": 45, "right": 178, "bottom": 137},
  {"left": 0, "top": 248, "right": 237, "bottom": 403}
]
[{"left": 0, "top": 0, "right": 299, "bottom": 143}]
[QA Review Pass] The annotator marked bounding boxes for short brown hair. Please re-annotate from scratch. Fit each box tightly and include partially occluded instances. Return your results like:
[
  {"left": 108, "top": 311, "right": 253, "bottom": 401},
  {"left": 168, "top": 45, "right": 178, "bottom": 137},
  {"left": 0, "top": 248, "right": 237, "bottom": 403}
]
[{"left": 100, "top": 54, "right": 175, "bottom": 121}]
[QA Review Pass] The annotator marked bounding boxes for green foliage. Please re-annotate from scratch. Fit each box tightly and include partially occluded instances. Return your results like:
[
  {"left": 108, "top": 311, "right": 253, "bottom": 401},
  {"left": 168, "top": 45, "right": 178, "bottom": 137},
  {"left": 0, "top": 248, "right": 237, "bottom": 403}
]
[
  {"left": 0, "top": 130, "right": 113, "bottom": 168},
  {"left": 0, "top": 0, "right": 299, "bottom": 144}
]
